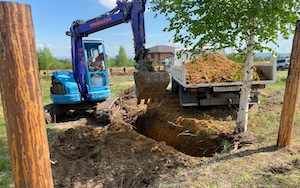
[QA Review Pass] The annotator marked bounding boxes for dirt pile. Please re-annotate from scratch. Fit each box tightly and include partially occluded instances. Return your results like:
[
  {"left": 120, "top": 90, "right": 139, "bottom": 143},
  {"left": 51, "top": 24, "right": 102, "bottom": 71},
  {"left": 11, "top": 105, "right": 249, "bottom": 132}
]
[
  {"left": 50, "top": 88, "right": 236, "bottom": 187},
  {"left": 185, "top": 53, "right": 261, "bottom": 84},
  {"left": 50, "top": 124, "right": 200, "bottom": 187}
]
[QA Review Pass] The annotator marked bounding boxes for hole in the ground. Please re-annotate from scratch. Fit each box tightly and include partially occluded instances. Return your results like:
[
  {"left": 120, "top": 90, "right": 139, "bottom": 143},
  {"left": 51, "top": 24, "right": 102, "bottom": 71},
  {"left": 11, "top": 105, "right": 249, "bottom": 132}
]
[{"left": 134, "top": 109, "right": 234, "bottom": 157}]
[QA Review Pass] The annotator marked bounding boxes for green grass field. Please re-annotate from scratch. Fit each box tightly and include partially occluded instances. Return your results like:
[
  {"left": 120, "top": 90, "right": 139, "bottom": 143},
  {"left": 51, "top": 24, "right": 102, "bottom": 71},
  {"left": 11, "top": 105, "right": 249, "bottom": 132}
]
[{"left": 0, "top": 100, "right": 12, "bottom": 187}]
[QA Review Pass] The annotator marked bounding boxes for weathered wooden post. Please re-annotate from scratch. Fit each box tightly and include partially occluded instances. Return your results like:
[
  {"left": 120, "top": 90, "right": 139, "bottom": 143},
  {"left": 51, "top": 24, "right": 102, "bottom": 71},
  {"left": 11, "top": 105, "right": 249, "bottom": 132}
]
[
  {"left": 0, "top": 2, "right": 54, "bottom": 187},
  {"left": 277, "top": 20, "right": 300, "bottom": 147}
]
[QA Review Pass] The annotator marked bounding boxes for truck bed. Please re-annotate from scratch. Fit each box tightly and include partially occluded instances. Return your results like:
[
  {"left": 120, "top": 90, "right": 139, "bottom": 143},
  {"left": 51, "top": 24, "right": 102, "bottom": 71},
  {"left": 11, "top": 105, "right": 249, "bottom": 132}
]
[{"left": 171, "top": 56, "right": 276, "bottom": 88}]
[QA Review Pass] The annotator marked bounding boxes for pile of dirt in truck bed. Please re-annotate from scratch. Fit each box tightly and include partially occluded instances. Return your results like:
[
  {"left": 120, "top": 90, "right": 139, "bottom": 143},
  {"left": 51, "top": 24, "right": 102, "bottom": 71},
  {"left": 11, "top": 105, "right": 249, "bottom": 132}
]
[
  {"left": 49, "top": 88, "right": 238, "bottom": 187},
  {"left": 185, "top": 53, "right": 260, "bottom": 84}
]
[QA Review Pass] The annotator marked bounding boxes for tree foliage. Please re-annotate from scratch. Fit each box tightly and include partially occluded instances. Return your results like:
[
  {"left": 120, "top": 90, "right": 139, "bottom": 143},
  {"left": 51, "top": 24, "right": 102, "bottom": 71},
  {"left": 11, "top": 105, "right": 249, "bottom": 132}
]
[
  {"left": 115, "top": 46, "right": 129, "bottom": 67},
  {"left": 227, "top": 53, "right": 288, "bottom": 63},
  {"left": 151, "top": 0, "right": 300, "bottom": 133},
  {"left": 37, "top": 47, "right": 56, "bottom": 70},
  {"left": 151, "top": 0, "right": 300, "bottom": 55},
  {"left": 108, "top": 46, "right": 134, "bottom": 67},
  {"left": 36, "top": 46, "right": 134, "bottom": 71},
  {"left": 36, "top": 46, "right": 71, "bottom": 70}
]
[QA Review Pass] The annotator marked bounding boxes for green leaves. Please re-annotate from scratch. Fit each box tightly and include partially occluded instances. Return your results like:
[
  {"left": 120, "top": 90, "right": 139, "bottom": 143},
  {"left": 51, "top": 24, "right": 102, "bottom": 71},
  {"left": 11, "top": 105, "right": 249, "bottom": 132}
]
[
  {"left": 150, "top": 0, "right": 300, "bottom": 56},
  {"left": 107, "top": 46, "right": 134, "bottom": 67},
  {"left": 37, "top": 47, "right": 71, "bottom": 70},
  {"left": 115, "top": 46, "right": 129, "bottom": 67}
]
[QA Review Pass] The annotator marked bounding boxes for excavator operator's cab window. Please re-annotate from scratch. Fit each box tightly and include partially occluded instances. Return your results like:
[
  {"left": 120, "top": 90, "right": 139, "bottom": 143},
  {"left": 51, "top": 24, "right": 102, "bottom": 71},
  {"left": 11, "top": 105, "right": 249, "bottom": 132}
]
[
  {"left": 85, "top": 43, "right": 107, "bottom": 87},
  {"left": 87, "top": 47, "right": 106, "bottom": 72}
]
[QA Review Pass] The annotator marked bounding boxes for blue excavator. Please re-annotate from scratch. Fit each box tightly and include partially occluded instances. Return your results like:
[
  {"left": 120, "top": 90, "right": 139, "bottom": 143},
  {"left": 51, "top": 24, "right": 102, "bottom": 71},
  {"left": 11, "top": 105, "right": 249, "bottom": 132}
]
[{"left": 44, "top": 0, "right": 170, "bottom": 123}]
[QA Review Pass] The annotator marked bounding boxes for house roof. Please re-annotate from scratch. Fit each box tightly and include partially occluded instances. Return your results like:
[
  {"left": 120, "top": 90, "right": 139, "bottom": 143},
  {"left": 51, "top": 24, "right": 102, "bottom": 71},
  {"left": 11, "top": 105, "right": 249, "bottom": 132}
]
[{"left": 148, "top": 45, "right": 175, "bottom": 53}]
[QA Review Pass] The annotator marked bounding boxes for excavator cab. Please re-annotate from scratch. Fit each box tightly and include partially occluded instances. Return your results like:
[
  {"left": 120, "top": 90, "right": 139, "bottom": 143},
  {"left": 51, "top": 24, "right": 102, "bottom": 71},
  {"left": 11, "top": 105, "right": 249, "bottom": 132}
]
[
  {"left": 45, "top": 39, "right": 119, "bottom": 124},
  {"left": 82, "top": 39, "right": 110, "bottom": 102},
  {"left": 49, "top": 39, "right": 110, "bottom": 104}
]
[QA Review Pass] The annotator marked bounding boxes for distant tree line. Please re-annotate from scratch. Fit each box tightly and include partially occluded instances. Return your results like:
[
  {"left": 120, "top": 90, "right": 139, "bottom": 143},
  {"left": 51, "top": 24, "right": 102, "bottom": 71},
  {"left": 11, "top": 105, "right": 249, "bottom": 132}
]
[
  {"left": 226, "top": 53, "right": 289, "bottom": 64},
  {"left": 37, "top": 46, "right": 135, "bottom": 71},
  {"left": 38, "top": 46, "right": 287, "bottom": 71},
  {"left": 107, "top": 46, "right": 135, "bottom": 67},
  {"left": 37, "top": 47, "right": 72, "bottom": 70}
]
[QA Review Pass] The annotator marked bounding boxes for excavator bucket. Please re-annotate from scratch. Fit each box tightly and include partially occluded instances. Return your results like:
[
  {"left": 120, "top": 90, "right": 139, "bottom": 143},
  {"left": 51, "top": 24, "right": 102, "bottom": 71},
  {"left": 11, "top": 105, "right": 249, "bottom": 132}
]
[{"left": 134, "top": 70, "right": 170, "bottom": 103}]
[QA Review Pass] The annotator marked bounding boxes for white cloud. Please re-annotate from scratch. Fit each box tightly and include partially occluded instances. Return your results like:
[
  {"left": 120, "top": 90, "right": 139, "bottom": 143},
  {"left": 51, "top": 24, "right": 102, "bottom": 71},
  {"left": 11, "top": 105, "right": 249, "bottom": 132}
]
[
  {"left": 98, "top": 0, "right": 117, "bottom": 9},
  {"left": 168, "top": 42, "right": 182, "bottom": 47},
  {"left": 98, "top": 0, "right": 152, "bottom": 12},
  {"left": 36, "top": 43, "right": 46, "bottom": 49},
  {"left": 36, "top": 43, "right": 52, "bottom": 49}
]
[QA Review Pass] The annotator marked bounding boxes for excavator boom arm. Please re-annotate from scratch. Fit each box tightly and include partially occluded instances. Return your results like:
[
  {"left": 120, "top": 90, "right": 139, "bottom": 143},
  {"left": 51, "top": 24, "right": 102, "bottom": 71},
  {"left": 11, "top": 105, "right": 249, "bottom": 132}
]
[{"left": 67, "top": 0, "right": 169, "bottom": 102}]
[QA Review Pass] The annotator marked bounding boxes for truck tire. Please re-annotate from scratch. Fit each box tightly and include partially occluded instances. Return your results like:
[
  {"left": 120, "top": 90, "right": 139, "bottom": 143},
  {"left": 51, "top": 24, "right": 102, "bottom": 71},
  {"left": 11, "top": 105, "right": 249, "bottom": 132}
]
[
  {"left": 178, "top": 85, "right": 184, "bottom": 107},
  {"left": 172, "top": 78, "right": 179, "bottom": 93}
]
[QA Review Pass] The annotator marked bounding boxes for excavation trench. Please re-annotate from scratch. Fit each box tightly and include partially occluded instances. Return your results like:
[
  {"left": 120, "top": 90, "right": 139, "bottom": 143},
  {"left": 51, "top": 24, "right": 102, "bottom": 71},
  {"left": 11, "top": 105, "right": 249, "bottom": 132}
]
[{"left": 134, "top": 108, "right": 235, "bottom": 157}]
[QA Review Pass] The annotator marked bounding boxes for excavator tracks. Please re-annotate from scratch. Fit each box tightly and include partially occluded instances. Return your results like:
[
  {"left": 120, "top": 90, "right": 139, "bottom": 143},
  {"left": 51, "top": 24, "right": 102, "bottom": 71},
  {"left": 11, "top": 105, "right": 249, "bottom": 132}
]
[
  {"left": 94, "top": 97, "right": 121, "bottom": 124},
  {"left": 44, "top": 97, "right": 121, "bottom": 124}
]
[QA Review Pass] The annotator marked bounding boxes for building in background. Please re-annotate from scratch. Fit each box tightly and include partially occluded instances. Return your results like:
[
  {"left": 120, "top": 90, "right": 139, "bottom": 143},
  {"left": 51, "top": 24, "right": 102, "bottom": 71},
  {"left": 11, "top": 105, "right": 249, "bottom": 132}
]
[{"left": 147, "top": 45, "right": 176, "bottom": 65}]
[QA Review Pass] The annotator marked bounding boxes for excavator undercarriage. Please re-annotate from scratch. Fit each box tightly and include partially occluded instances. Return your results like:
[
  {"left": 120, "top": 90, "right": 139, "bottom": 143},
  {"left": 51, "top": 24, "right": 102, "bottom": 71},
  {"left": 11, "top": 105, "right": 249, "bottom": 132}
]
[{"left": 45, "top": 97, "right": 121, "bottom": 124}]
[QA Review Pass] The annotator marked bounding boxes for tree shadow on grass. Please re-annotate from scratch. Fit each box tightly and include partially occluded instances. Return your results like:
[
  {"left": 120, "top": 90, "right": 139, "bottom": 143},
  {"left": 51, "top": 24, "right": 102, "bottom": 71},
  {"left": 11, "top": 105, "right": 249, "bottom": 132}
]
[{"left": 208, "top": 145, "right": 279, "bottom": 164}]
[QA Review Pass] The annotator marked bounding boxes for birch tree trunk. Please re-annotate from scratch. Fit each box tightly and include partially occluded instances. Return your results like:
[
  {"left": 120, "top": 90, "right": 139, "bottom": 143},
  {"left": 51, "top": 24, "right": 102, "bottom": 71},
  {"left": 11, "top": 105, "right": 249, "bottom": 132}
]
[{"left": 236, "top": 35, "right": 255, "bottom": 133}]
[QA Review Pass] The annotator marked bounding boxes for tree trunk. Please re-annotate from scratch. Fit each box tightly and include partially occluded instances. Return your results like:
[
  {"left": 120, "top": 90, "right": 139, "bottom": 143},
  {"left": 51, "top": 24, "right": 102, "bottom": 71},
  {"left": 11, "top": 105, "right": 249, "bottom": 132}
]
[
  {"left": 277, "top": 20, "right": 300, "bottom": 147},
  {"left": 0, "top": 2, "right": 54, "bottom": 187},
  {"left": 236, "top": 35, "right": 255, "bottom": 133}
]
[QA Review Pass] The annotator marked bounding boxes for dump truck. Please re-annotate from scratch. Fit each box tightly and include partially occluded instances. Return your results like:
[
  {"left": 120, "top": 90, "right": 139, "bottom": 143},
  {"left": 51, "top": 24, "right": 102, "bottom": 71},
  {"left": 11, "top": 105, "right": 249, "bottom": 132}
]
[{"left": 170, "top": 49, "right": 276, "bottom": 107}]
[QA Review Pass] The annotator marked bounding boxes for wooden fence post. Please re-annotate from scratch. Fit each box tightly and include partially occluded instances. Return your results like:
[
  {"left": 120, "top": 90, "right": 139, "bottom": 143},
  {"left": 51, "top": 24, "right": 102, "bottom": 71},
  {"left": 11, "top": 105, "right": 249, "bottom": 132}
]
[
  {"left": 277, "top": 20, "right": 300, "bottom": 147},
  {"left": 0, "top": 2, "right": 54, "bottom": 187}
]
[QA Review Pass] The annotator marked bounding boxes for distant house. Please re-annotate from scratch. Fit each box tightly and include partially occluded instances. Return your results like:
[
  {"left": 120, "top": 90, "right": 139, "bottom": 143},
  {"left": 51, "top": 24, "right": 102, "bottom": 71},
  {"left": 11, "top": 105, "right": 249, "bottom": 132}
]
[{"left": 147, "top": 45, "right": 175, "bottom": 64}]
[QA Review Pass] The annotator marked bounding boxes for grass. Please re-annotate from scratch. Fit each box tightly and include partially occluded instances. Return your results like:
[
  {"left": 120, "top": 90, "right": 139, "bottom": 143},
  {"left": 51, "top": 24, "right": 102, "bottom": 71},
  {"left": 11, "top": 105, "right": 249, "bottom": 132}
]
[
  {"left": 40, "top": 74, "right": 52, "bottom": 105},
  {"left": 109, "top": 75, "right": 135, "bottom": 98},
  {"left": 249, "top": 71, "right": 289, "bottom": 134},
  {"left": 0, "top": 104, "right": 12, "bottom": 187},
  {"left": 0, "top": 139, "right": 12, "bottom": 187}
]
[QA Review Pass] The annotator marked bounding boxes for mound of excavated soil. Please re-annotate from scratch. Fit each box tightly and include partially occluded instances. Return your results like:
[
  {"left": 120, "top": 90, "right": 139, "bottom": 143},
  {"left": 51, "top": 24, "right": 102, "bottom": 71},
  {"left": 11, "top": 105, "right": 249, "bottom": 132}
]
[
  {"left": 185, "top": 53, "right": 260, "bottom": 84},
  {"left": 50, "top": 88, "right": 236, "bottom": 187}
]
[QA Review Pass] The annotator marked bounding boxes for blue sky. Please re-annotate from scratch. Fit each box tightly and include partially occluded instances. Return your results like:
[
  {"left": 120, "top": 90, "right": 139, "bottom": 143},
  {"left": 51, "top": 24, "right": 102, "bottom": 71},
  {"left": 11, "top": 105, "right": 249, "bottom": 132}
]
[{"left": 3, "top": 0, "right": 295, "bottom": 59}]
